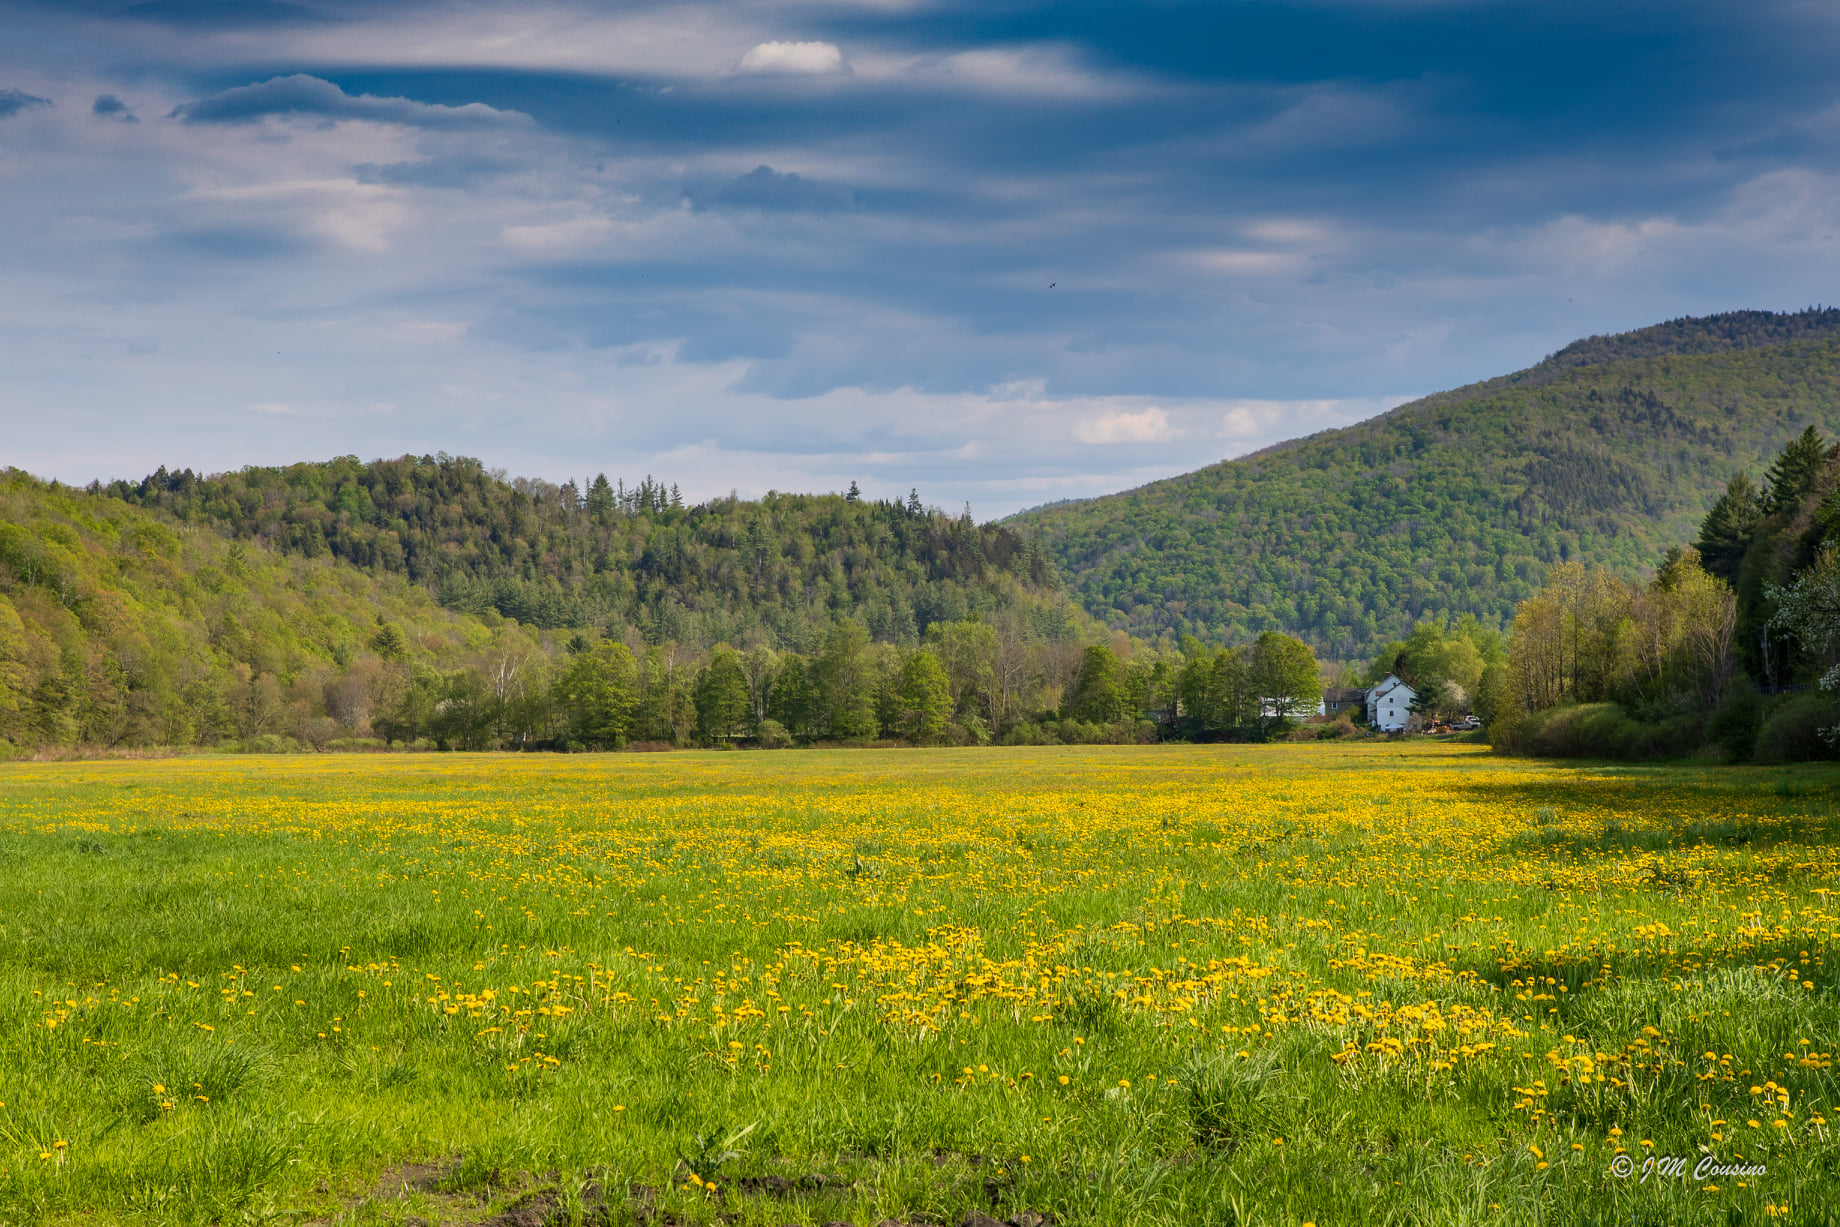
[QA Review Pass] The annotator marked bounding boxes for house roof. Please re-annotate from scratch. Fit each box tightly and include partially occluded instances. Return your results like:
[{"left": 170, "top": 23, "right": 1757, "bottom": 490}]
[
  {"left": 1323, "top": 686, "right": 1364, "bottom": 702},
  {"left": 1370, "top": 674, "right": 1416, "bottom": 699}
]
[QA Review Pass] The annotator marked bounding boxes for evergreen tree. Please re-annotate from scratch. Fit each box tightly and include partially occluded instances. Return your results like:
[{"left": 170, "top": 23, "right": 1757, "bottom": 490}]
[
  {"left": 1763, "top": 426, "right": 1830, "bottom": 514},
  {"left": 370, "top": 621, "right": 409, "bottom": 662},
  {"left": 1695, "top": 472, "right": 1762, "bottom": 583},
  {"left": 846, "top": 481, "right": 861, "bottom": 503},
  {"left": 586, "top": 474, "right": 615, "bottom": 519}
]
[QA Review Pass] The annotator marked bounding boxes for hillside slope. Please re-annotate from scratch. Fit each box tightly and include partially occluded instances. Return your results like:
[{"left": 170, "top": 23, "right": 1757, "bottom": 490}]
[
  {"left": 1009, "top": 310, "right": 1840, "bottom": 658},
  {"left": 0, "top": 469, "right": 487, "bottom": 749},
  {"left": 104, "top": 459, "right": 1071, "bottom": 651}
]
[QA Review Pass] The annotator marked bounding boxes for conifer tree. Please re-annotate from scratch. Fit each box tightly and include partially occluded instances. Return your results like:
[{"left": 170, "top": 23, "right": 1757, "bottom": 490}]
[
  {"left": 1763, "top": 426, "right": 1830, "bottom": 513},
  {"left": 1695, "top": 472, "right": 1761, "bottom": 582}
]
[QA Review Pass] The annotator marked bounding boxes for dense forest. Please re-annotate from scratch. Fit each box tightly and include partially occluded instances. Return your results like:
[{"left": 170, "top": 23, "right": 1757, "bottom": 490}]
[
  {"left": 4, "top": 467, "right": 1332, "bottom": 753},
  {"left": 1011, "top": 310, "right": 1840, "bottom": 658},
  {"left": 102, "top": 457, "right": 1059, "bottom": 651}
]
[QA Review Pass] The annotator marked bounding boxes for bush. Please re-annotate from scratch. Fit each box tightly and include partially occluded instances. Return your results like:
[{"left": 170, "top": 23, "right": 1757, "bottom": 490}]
[
  {"left": 998, "top": 721, "right": 1056, "bottom": 746},
  {"left": 959, "top": 714, "right": 993, "bottom": 746},
  {"left": 325, "top": 738, "right": 390, "bottom": 753},
  {"left": 1513, "top": 703, "right": 1703, "bottom": 760},
  {"left": 1752, "top": 691, "right": 1840, "bottom": 764},
  {"left": 755, "top": 719, "right": 793, "bottom": 749},
  {"left": 995, "top": 718, "right": 1157, "bottom": 746},
  {"left": 1705, "top": 685, "right": 1764, "bottom": 764},
  {"left": 1314, "top": 715, "right": 1363, "bottom": 740}
]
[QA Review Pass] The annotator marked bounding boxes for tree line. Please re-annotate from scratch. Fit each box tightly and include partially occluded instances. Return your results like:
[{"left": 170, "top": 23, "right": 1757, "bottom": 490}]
[
  {"left": 100, "top": 455, "right": 1061, "bottom": 650},
  {"left": 0, "top": 467, "right": 1327, "bottom": 755},
  {"left": 1485, "top": 424, "right": 1840, "bottom": 761}
]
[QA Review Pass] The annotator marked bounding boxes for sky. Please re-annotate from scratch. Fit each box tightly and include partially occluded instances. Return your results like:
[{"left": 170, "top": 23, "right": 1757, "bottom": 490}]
[{"left": 3, "top": 1, "right": 1840, "bottom": 517}]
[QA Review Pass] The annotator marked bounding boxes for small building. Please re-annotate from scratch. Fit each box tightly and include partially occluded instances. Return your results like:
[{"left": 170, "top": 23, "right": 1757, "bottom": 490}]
[
  {"left": 1366, "top": 674, "right": 1417, "bottom": 732},
  {"left": 1319, "top": 686, "right": 1365, "bottom": 716}
]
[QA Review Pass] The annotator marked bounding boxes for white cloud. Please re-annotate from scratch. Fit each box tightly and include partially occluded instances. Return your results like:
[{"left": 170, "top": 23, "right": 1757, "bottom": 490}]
[
  {"left": 146, "top": 6, "right": 750, "bottom": 81},
  {"left": 1074, "top": 407, "right": 1172, "bottom": 444},
  {"left": 502, "top": 214, "right": 614, "bottom": 251},
  {"left": 738, "top": 41, "right": 847, "bottom": 75},
  {"left": 1187, "top": 249, "right": 1307, "bottom": 276},
  {"left": 850, "top": 43, "right": 1146, "bottom": 99},
  {"left": 183, "top": 178, "right": 412, "bottom": 252},
  {"left": 173, "top": 75, "right": 528, "bottom": 130},
  {"left": 1218, "top": 398, "right": 1404, "bottom": 442}
]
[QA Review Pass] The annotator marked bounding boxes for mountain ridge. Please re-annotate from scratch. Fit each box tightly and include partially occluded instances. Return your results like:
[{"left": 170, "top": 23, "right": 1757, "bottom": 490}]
[{"left": 1008, "top": 309, "right": 1840, "bottom": 657}]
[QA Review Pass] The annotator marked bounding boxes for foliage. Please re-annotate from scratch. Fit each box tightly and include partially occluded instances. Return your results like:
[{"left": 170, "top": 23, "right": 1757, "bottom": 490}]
[
  {"left": 1174, "top": 631, "right": 1322, "bottom": 739},
  {"left": 1012, "top": 315, "right": 1840, "bottom": 657},
  {"left": 1365, "top": 617, "right": 1500, "bottom": 722},
  {"left": 101, "top": 455, "right": 1064, "bottom": 648},
  {"left": 1752, "top": 691, "right": 1840, "bottom": 764},
  {"left": 0, "top": 470, "right": 1141, "bottom": 752},
  {"left": 889, "top": 649, "right": 951, "bottom": 742},
  {"left": 1694, "top": 472, "right": 1761, "bottom": 583},
  {"left": 1497, "top": 550, "right": 1736, "bottom": 746},
  {"left": 693, "top": 647, "right": 750, "bottom": 744},
  {"left": 0, "top": 468, "right": 491, "bottom": 753},
  {"left": 0, "top": 745, "right": 1834, "bottom": 1224}
]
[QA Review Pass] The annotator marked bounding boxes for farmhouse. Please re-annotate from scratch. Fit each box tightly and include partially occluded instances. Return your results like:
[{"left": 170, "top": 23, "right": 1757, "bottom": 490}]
[
  {"left": 1319, "top": 686, "right": 1365, "bottom": 715},
  {"left": 1365, "top": 674, "right": 1416, "bottom": 732}
]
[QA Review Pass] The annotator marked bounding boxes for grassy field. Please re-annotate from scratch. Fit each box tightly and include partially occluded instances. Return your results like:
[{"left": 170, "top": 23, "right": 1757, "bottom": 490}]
[{"left": 0, "top": 743, "right": 1835, "bottom": 1226}]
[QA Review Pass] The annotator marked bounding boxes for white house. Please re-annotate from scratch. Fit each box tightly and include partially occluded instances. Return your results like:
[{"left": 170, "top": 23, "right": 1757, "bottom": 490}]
[{"left": 1366, "top": 674, "right": 1416, "bottom": 732}]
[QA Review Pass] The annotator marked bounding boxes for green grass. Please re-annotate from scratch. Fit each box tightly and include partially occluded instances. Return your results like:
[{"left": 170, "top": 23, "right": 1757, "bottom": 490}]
[{"left": 0, "top": 744, "right": 1834, "bottom": 1225}]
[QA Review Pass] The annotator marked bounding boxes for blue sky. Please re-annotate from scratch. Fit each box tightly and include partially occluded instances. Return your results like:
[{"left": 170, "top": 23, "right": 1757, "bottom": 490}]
[{"left": 3, "top": 0, "right": 1839, "bottom": 515}]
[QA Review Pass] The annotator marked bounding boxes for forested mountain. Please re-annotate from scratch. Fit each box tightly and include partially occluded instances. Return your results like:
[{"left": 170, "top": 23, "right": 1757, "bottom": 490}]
[
  {"left": 1010, "top": 310, "right": 1840, "bottom": 658},
  {"left": 104, "top": 458, "right": 1063, "bottom": 651}
]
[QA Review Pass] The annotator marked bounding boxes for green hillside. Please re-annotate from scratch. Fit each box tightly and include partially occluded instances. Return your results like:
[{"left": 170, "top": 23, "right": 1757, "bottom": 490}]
[
  {"left": 103, "top": 458, "right": 1064, "bottom": 651},
  {"left": 0, "top": 469, "right": 490, "bottom": 750},
  {"left": 1009, "top": 310, "right": 1840, "bottom": 658}
]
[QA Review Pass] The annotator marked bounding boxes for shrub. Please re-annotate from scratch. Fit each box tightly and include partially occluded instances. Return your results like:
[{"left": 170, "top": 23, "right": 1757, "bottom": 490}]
[
  {"left": 959, "top": 714, "right": 993, "bottom": 746},
  {"left": 1314, "top": 715, "right": 1362, "bottom": 740},
  {"left": 755, "top": 719, "right": 793, "bottom": 749},
  {"left": 998, "top": 721, "right": 1056, "bottom": 746},
  {"left": 1752, "top": 691, "right": 1840, "bottom": 764},
  {"left": 1514, "top": 703, "right": 1702, "bottom": 760},
  {"left": 1705, "top": 685, "right": 1764, "bottom": 764}
]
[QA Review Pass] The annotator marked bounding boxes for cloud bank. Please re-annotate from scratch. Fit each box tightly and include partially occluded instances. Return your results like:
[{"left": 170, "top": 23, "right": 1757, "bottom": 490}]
[{"left": 0, "top": 0, "right": 1838, "bottom": 515}]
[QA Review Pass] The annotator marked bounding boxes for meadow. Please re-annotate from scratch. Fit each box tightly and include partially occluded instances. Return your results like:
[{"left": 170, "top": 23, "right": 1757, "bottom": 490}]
[{"left": 0, "top": 743, "right": 1835, "bottom": 1226}]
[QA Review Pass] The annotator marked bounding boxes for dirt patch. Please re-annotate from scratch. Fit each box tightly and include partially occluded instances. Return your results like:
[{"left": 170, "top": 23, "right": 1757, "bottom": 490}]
[
  {"left": 322, "top": 1160, "right": 1053, "bottom": 1227},
  {"left": 374, "top": 1156, "right": 464, "bottom": 1197},
  {"left": 480, "top": 1187, "right": 561, "bottom": 1227}
]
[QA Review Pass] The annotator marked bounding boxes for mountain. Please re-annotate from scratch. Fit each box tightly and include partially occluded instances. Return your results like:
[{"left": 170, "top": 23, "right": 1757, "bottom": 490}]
[
  {"left": 101, "top": 457, "right": 1072, "bottom": 652},
  {"left": 1007, "top": 309, "right": 1840, "bottom": 659}
]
